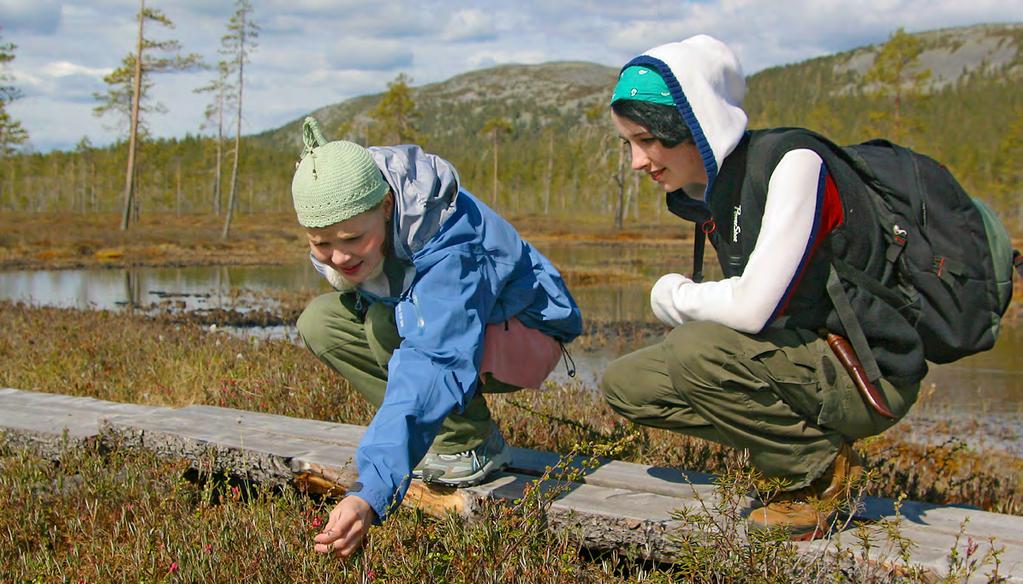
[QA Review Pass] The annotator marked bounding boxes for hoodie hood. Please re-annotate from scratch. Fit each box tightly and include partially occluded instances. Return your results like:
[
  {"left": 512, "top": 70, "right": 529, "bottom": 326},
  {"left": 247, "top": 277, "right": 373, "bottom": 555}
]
[
  {"left": 621, "top": 34, "right": 748, "bottom": 196},
  {"left": 368, "top": 144, "right": 461, "bottom": 261}
]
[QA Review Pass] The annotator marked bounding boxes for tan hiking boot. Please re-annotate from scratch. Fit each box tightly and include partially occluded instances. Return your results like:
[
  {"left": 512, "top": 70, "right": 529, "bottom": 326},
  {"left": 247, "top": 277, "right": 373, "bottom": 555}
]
[{"left": 747, "top": 443, "right": 863, "bottom": 541}]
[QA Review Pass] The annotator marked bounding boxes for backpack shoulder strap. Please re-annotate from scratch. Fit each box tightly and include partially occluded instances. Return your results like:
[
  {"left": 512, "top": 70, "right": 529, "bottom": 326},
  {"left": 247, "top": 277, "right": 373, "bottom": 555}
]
[
  {"left": 826, "top": 266, "right": 883, "bottom": 383},
  {"left": 666, "top": 191, "right": 715, "bottom": 283}
]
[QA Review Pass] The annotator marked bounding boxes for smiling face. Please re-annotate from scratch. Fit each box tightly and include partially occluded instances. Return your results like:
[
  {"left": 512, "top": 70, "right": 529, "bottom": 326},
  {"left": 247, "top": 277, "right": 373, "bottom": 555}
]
[
  {"left": 305, "top": 193, "right": 394, "bottom": 285},
  {"left": 612, "top": 110, "right": 708, "bottom": 197}
]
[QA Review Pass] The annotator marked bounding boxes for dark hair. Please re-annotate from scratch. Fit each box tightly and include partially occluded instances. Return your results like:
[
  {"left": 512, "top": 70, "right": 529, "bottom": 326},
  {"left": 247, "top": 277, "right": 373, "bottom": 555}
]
[{"left": 611, "top": 99, "right": 693, "bottom": 148}]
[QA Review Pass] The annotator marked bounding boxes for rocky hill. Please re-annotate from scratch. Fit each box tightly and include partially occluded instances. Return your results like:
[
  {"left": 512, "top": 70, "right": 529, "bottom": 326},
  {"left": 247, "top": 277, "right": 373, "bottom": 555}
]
[{"left": 255, "top": 61, "right": 619, "bottom": 152}]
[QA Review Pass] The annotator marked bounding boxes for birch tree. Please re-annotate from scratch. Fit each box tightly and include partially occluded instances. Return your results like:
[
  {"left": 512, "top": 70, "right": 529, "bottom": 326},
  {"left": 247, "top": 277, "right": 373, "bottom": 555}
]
[
  {"left": 93, "top": 1, "right": 201, "bottom": 229},
  {"left": 543, "top": 128, "right": 554, "bottom": 214},
  {"left": 221, "top": 0, "right": 259, "bottom": 241},
  {"left": 481, "top": 117, "right": 512, "bottom": 208}
]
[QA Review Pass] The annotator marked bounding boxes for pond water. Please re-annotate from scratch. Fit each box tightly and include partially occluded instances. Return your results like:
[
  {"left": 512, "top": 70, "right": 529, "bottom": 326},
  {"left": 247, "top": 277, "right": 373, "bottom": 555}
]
[{"left": 1, "top": 241, "right": 1021, "bottom": 422}]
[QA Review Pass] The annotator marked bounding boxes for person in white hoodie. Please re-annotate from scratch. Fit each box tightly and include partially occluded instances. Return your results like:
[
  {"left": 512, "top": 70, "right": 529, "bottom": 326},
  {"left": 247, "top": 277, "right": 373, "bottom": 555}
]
[{"left": 601, "top": 35, "right": 923, "bottom": 540}]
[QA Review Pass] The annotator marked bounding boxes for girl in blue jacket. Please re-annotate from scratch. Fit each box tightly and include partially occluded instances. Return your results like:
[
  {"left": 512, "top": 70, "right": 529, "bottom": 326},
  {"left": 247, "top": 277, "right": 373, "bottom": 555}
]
[{"left": 291, "top": 117, "right": 582, "bottom": 557}]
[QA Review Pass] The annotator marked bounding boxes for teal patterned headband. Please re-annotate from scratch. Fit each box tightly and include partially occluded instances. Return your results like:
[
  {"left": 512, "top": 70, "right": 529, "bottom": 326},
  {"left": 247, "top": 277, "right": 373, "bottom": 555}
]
[{"left": 610, "top": 66, "right": 674, "bottom": 107}]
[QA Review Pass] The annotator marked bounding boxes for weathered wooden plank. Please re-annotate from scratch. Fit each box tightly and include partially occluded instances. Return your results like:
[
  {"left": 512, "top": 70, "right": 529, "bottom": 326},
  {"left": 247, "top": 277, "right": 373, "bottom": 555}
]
[
  {"left": 0, "top": 387, "right": 164, "bottom": 458},
  {"left": 101, "top": 411, "right": 357, "bottom": 488},
  {"left": 182, "top": 404, "right": 720, "bottom": 502},
  {"left": 797, "top": 518, "right": 1023, "bottom": 583},
  {"left": 855, "top": 497, "right": 1023, "bottom": 542},
  {"left": 179, "top": 404, "right": 368, "bottom": 444},
  {"left": 99, "top": 407, "right": 692, "bottom": 558},
  {"left": 125, "top": 400, "right": 1023, "bottom": 575},
  {"left": 467, "top": 472, "right": 687, "bottom": 558},
  {"left": 507, "top": 447, "right": 719, "bottom": 500}
]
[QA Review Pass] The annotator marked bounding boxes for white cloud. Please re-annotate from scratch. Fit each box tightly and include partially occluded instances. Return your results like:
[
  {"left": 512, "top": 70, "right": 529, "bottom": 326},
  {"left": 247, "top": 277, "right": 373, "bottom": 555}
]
[
  {"left": 327, "top": 37, "right": 414, "bottom": 71},
  {"left": 605, "top": 0, "right": 1023, "bottom": 72},
  {"left": 3, "top": 0, "right": 1023, "bottom": 151},
  {"left": 42, "top": 61, "right": 110, "bottom": 78},
  {"left": 443, "top": 9, "right": 497, "bottom": 42},
  {"left": 467, "top": 49, "right": 548, "bottom": 69}
]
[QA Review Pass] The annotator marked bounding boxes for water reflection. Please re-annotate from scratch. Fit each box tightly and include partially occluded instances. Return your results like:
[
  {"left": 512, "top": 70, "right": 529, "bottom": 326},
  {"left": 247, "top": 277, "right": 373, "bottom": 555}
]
[{"left": 0, "top": 264, "right": 326, "bottom": 311}]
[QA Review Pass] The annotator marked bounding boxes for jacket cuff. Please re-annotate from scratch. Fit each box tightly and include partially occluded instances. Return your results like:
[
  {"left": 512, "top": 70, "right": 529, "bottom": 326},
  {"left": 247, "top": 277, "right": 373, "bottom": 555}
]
[
  {"left": 650, "top": 272, "right": 691, "bottom": 327},
  {"left": 344, "top": 485, "right": 391, "bottom": 525}
]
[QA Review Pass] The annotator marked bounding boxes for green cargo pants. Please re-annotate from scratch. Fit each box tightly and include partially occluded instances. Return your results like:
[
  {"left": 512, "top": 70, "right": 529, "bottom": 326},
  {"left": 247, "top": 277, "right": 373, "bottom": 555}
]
[
  {"left": 297, "top": 291, "right": 519, "bottom": 454},
  {"left": 601, "top": 321, "right": 919, "bottom": 489}
]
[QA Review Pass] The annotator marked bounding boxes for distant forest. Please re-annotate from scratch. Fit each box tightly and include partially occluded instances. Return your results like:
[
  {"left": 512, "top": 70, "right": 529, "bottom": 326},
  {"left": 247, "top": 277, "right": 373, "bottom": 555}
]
[{"left": 2, "top": 24, "right": 1022, "bottom": 232}]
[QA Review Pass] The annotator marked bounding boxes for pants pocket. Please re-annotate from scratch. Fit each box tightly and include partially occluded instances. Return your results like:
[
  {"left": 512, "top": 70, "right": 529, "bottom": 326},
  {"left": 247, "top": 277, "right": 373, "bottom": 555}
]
[
  {"left": 817, "top": 352, "right": 919, "bottom": 440},
  {"left": 749, "top": 343, "right": 823, "bottom": 423}
]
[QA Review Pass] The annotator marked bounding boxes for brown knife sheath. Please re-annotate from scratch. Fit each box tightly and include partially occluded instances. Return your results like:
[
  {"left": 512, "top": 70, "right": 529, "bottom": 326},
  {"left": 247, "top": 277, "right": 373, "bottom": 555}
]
[{"left": 824, "top": 332, "right": 897, "bottom": 420}]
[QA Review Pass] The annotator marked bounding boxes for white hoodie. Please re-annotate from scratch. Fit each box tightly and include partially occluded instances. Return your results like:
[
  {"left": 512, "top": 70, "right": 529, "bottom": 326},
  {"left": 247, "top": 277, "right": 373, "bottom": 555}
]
[{"left": 632, "top": 35, "right": 828, "bottom": 333}]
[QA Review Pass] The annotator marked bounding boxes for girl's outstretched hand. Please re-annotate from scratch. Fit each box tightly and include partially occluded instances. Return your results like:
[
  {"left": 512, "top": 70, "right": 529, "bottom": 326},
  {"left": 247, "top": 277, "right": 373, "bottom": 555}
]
[{"left": 313, "top": 495, "right": 375, "bottom": 558}]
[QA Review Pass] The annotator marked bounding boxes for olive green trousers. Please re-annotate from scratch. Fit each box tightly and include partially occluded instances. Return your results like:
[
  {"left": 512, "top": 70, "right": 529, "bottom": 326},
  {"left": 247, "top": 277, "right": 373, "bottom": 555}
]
[
  {"left": 297, "top": 292, "right": 519, "bottom": 454},
  {"left": 601, "top": 321, "right": 919, "bottom": 489}
]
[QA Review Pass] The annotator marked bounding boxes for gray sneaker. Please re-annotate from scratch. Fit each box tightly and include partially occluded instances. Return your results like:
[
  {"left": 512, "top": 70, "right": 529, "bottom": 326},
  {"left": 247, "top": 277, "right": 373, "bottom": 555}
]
[{"left": 413, "top": 428, "right": 511, "bottom": 487}]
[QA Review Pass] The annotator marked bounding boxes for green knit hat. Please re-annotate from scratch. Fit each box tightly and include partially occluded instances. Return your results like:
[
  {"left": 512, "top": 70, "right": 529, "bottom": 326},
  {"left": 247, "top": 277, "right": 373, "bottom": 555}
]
[{"left": 291, "top": 116, "right": 389, "bottom": 228}]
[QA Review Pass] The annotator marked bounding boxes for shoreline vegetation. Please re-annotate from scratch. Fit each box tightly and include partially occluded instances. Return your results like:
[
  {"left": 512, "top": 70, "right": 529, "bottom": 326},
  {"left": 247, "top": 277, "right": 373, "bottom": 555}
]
[
  {"left": 2, "top": 211, "right": 1019, "bottom": 321},
  {"left": 0, "top": 211, "right": 692, "bottom": 272}
]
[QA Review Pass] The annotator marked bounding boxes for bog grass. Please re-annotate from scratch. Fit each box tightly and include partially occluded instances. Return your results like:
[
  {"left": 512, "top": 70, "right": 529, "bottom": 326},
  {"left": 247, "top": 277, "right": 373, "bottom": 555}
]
[
  {"left": 2, "top": 300, "right": 1021, "bottom": 514},
  {"left": 1, "top": 301, "right": 1022, "bottom": 581}
]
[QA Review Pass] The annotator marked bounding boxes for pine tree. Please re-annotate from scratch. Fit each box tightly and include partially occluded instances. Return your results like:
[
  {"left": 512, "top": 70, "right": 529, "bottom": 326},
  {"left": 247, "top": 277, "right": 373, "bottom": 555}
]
[
  {"left": 370, "top": 73, "right": 420, "bottom": 145},
  {"left": 195, "top": 61, "right": 231, "bottom": 216},
  {"left": 93, "top": 1, "right": 202, "bottom": 229},
  {"left": 0, "top": 28, "right": 28, "bottom": 210},
  {"left": 992, "top": 111, "right": 1023, "bottom": 226},
  {"left": 0, "top": 28, "right": 28, "bottom": 159},
  {"left": 221, "top": 0, "right": 259, "bottom": 241},
  {"left": 864, "top": 27, "right": 931, "bottom": 144}
]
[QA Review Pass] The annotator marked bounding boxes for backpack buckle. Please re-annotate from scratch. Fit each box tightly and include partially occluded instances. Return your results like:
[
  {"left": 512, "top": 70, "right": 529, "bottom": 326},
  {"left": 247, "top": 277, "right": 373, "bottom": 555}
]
[{"left": 892, "top": 224, "right": 907, "bottom": 246}]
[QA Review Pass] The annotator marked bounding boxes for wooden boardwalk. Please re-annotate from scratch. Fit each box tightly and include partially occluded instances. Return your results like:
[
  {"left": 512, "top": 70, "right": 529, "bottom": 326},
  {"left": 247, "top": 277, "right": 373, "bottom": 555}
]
[{"left": 1, "top": 387, "right": 1020, "bottom": 581}]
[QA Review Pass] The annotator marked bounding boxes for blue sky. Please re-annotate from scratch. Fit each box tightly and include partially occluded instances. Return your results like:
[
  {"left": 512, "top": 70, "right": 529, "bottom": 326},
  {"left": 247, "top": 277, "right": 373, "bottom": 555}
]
[{"left": 2, "top": 0, "right": 1021, "bottom": 152}]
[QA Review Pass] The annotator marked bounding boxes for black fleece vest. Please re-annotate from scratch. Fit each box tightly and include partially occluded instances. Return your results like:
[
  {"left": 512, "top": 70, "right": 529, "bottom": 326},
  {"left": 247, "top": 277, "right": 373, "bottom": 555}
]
[{"left": 701, "top": 128, "right": 926, "bottom": 386}]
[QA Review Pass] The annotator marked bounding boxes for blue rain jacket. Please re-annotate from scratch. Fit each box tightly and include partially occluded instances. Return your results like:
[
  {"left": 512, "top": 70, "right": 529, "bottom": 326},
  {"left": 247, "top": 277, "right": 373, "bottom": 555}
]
[{"left": 310, "top": 145, "right": 582, "bottom": 520}]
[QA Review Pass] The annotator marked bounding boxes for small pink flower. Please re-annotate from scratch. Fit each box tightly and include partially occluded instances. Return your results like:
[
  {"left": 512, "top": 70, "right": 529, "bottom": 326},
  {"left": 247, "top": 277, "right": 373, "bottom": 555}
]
[
  {"left": 168, "top": 562, "right": 178, "bottom": 574},
  {"left": 204, "top": 544, "right": 213, "bottom": 553},
  {"left": 311, "top": 516, "right": 323, "bottom": 529},
  {"left": 231, "top": 486, "right": 240, "bottom": 497},
  {"left": 367, "top": 569, "right": 376, "bottom": 580}
]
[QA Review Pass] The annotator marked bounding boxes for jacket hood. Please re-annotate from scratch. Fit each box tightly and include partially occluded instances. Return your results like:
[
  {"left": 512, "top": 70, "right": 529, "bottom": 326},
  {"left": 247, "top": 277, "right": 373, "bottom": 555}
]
[
  {"left": 368, "top": 145, "right": 461, "bottom": 261},
  {"left": 622, "top": 34, "right": 748, "bottom": 196}
]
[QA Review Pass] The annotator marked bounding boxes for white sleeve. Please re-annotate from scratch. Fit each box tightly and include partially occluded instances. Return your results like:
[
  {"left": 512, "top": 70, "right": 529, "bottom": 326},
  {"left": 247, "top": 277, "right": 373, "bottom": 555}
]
[{"left": 650, "top": 149, "right": 824, "bottom": 332}]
